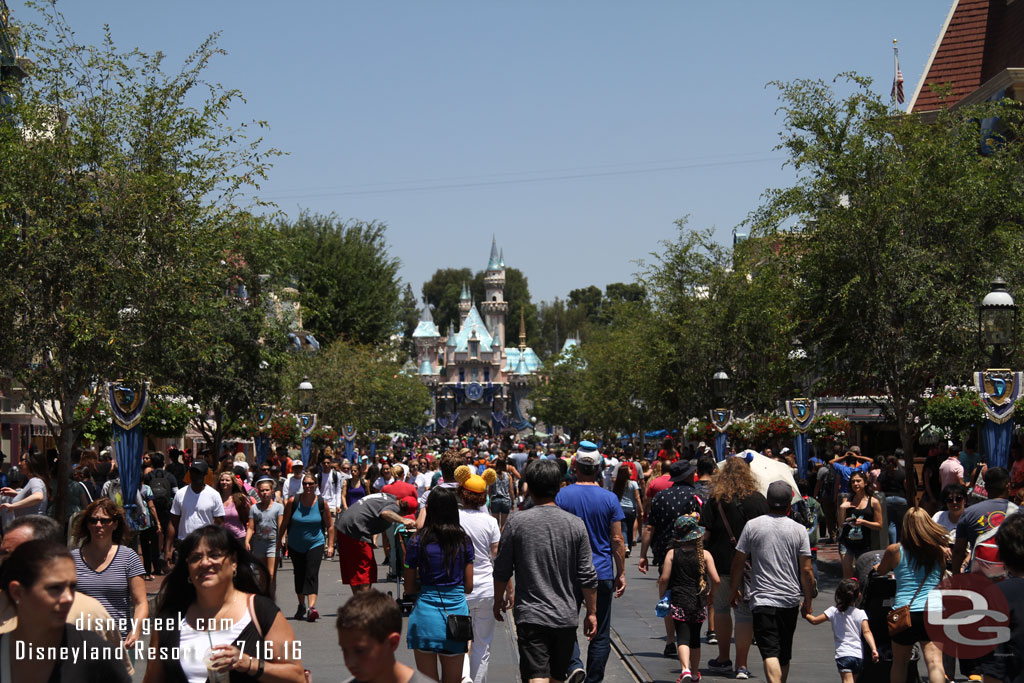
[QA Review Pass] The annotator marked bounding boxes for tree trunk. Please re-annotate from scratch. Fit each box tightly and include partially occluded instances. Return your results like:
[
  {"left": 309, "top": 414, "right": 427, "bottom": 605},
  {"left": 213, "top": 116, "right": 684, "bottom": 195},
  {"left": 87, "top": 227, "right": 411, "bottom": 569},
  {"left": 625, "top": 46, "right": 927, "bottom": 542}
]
[{"left": 55, "top": 396, "right": 75, "bottom": 524}]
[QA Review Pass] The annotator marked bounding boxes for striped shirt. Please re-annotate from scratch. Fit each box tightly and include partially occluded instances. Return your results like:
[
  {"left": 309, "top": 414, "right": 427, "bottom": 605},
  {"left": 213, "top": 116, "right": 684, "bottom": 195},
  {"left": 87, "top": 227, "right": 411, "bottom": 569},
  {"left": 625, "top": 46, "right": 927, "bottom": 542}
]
[{"left": 72, "top": 545, "right": 145, "bottom": 638}]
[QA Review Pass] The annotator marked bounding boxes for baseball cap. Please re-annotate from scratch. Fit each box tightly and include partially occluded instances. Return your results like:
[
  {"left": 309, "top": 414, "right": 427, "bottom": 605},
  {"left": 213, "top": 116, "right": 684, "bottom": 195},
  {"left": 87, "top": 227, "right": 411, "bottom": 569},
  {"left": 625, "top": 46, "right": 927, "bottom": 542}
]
[
  {"left": 189, "top": 459, "right": 209, "bottom": 475},
  {"left": 766, "top": 480, "right": 793, "bottom": 510},
  {"left": 575, "top": 440, "right": 602, "bottom": 467},
  {"left": 291, "top": 459, "right": 304, "bottom": 468},
  {"left": 779, "top": 447, "right": 791, "bottom": 455}
]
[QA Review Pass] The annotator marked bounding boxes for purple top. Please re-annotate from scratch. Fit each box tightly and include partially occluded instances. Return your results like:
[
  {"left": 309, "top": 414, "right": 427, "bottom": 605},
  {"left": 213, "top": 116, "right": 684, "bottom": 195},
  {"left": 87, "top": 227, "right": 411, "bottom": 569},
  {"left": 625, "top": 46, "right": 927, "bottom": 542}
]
[
  {"left": 346, "top": 479, "right": 367, "bottom": 508},
  {"left": 405, "top": 535, "right": 474, "bottom": 587}
]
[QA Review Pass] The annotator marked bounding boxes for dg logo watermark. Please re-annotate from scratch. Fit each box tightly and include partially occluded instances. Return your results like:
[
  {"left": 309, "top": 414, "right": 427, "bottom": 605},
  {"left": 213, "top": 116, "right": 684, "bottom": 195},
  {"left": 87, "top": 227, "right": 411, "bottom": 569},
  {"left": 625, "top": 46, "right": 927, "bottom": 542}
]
[{"left": 924, "top": 573, "right": 1011, "bottom": 659}]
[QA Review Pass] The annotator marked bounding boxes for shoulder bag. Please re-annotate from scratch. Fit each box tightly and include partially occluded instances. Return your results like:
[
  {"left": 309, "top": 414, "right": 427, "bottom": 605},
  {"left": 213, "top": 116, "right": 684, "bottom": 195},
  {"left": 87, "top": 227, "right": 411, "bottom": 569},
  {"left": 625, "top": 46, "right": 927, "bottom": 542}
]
[
  {"left": 886, "top": 565, "right": 929, "bottom": 635},
  {"left": 438, "top": 588, "right": 473, "bottom": 641}
]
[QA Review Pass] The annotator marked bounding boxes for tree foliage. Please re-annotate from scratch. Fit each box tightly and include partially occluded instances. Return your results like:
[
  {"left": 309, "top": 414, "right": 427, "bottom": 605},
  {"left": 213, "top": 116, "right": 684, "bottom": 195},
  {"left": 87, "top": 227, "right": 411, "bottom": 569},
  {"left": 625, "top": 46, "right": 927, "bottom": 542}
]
[
  {"left": 750, "top": 74, "right": 1024, "bottom": 458},
  {"left": 284, "top": 339, "right": 431, "bottom": 433},
  {"left": 0, "top": 6, "right": 276, "bottom": 519},
  {"left": 274, "top": 211, "right": 403, "bottom": 346}
]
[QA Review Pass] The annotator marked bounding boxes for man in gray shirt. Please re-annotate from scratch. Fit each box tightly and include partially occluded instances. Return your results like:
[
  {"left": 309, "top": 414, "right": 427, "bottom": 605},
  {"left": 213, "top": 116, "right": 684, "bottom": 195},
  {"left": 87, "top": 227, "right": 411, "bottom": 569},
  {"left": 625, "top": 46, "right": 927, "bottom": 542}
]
[
  {"left": 730, "top": 481, "right": 814, "bottom": 683},
  {"left": 494, "top": 459, "right": 597, "bottom": 683},
  {"left": 335, "top": 492, "right": 415, "bottom": 592}
]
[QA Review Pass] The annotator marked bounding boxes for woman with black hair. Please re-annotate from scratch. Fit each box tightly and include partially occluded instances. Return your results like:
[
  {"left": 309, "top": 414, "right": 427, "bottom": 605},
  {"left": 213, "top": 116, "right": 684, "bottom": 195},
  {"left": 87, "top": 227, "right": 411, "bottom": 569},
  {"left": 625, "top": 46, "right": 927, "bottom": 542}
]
[
  {"left": 0, "top": 540, "right": 131, "bottom": 682},
  {"left": 0, "top": 449, "right": 50, "bottom": 517},
  {"left": 142, "top": 525, "right": 305, "bottom": 683},
  {"left": 404, "top": 486, "right": 474, "bottom": 683},
  {"left": 879, "top": 454, "right": 908, "bottom": 544}
]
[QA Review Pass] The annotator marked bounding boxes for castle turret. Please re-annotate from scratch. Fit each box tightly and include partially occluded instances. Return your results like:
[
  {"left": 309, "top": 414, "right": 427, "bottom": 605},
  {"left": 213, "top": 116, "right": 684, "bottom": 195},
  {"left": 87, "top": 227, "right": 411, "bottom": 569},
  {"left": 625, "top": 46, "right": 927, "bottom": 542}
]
[
  {"left": 481, "top": 237, "right": 508, "bottom": 358},
  {"left": 457, "top": 281, "right": 472, "bottom": 319}
]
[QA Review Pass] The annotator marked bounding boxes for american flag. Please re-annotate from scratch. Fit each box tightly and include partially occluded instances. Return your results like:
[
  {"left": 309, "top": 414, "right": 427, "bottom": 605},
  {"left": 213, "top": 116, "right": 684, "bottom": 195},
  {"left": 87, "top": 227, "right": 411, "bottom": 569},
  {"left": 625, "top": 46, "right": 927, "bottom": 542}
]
[{"left": 891, "top": 43, "right": 905, "bottom": 105}]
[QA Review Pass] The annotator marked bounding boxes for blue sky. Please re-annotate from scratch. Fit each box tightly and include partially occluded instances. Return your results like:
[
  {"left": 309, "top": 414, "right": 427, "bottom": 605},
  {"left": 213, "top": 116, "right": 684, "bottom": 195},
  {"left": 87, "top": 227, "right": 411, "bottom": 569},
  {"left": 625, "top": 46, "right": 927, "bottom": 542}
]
[{"left": 21, "top": 1, "right": 949, "bottom": 302}]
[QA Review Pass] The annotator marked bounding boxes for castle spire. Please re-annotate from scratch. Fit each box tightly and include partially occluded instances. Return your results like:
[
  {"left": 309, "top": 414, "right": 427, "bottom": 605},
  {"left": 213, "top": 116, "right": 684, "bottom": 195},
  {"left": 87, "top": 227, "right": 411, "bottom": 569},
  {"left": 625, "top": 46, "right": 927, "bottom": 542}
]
[
  {"left": 487, "top": 236, "right": 501, "bottom": 271},
  {"left": 499, "top": 248, "right": 505, "bottom": 268},
  {"left": 460, "top": 281, "right": 470, "bottom": 300},
  {"left": 518, "top": 305, "right": 527, "bottom": 351}
]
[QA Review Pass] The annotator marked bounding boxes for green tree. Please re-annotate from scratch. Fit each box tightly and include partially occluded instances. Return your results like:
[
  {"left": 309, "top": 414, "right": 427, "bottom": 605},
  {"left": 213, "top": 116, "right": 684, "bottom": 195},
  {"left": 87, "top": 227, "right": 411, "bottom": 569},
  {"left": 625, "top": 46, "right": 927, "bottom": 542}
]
[
  {"left": 750, "top": 74, "right": 1024, "bottom": 468},
  {"left": 285, "top": 339, "right": 431, "bottom": 433},
  {"left": 0, "top": 7, "right": 275, "bottom": 520},
  {"left": 422, "top": 267, "right": 474, "bottom": 334},
  {"left": 274, "top": 211, "right": 403, "bottom": 346},
  {"left": 397, "top": 283, "right": 421, "bottom": 359},
  {"left": 157, "top": 217, "right": 291, "bottom": 458}
]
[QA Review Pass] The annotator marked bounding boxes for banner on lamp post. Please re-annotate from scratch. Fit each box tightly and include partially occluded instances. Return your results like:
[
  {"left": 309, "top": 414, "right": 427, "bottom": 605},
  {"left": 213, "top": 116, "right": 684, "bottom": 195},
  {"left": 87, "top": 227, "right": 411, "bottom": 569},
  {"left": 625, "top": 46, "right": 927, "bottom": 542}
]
[
  {"left": 298, "top": 413, "right": 317, "bottom": 467},
  {"left": 341, "top": 424, "right": 357, "bottom": 462},
  {"left": 973, "top": 370, "right": 1021, "bottom": 469},
  {"left": 710, "top": 409, "right": 733, "bottom": 461},
  {"left": 785, "top": 398, "right": 817, "bottom": 481},
  {"left": 105, "top": 381, "right": 149, "bottom": 530}
]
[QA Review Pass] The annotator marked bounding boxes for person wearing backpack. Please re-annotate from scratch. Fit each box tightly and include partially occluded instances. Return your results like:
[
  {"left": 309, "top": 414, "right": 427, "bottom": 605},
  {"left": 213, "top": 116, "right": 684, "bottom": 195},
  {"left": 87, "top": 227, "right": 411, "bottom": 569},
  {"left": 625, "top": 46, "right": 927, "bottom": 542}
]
[
  {"left": 143, "top": 452, "right": 177, "bottom": 573},
  {"left": 279, "top": 472, "right": 334, "bottom": 622}
]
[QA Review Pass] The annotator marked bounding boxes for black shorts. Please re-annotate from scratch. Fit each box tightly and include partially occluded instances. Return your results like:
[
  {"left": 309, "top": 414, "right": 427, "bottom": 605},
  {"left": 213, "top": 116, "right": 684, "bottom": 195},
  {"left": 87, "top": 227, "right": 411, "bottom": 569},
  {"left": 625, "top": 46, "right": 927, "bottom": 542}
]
[
  {"left": 516, "top": 622, "right": 576, "bottom": 681},
  {"left": 890, "top": 611, "right": 931, "bottom": 647},
  {"left": 752, "top": 606, "right": 800, "bottom": 666}
]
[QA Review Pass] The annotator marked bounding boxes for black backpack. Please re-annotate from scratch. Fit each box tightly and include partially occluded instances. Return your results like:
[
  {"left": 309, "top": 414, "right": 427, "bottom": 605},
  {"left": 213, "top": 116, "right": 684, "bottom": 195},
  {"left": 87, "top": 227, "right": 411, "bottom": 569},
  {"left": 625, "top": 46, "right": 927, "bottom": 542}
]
[{"left": 146, "top": 469, "right": 174, "bottom": 511}]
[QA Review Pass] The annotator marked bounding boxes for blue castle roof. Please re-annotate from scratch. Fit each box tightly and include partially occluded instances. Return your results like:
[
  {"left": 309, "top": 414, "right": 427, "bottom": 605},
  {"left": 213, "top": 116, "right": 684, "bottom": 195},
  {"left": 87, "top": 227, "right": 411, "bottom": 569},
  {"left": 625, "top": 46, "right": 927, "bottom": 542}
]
[{"left": 452, "top": 306, "right": 493, "bottom": 353}]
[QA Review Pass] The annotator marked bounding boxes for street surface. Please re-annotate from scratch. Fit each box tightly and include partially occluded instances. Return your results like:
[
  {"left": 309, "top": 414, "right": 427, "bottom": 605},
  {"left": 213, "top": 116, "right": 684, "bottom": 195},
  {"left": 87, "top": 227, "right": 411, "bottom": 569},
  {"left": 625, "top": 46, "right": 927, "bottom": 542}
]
[{"left": 132, "top": 540, "right": 942, "bottom": 682}]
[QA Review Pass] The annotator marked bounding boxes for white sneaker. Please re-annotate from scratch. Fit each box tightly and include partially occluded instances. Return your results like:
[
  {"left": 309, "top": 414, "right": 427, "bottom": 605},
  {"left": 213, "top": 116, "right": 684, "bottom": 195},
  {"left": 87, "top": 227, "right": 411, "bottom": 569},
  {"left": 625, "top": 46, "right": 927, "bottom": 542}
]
[{"left": 566, "top": 668, "right": 586, "bottom": 683}]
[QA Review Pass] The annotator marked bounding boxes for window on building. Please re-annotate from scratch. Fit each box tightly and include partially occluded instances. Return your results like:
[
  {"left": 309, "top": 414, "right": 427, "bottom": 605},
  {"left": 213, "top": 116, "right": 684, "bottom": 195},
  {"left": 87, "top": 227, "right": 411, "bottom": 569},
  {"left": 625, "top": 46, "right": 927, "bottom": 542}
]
[
  {"left": 459, "top": 368, "right": 465, "bottom": 383},
  {"left": 471, "top": 368, "right": 479, "bottom": 382},
  {"left": 470, "top": 340, "right": 479, "bottom": 358},
  {"left": 484, "top": 369, "right": 490, "bottom": 383}
]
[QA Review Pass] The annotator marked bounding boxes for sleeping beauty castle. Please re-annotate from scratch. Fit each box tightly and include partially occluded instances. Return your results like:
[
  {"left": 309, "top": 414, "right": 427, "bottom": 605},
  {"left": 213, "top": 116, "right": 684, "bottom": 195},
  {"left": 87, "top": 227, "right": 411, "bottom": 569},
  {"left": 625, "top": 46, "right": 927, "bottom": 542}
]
[{"left": 411, "top": 238, "right": 544, "bottom": 435}]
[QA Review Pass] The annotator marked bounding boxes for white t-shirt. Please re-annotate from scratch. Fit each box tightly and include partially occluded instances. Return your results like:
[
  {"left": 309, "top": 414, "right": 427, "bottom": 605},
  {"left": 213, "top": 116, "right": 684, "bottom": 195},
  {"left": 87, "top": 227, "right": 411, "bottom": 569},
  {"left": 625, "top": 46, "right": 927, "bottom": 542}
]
[
  {"left": 825, "top": 605, "right": 868, "bottom": 659},
  {"left": 319, "top": 469, "right": 344, "bottom": 509},
  {"left": 170, "top": 486, "right": 225, "bottom": 539},
  {"left": 602, "top": 457, "right": 620, "bottom": 489},
  {"left": 283, "top": 474, "right": 304, "bottom": 501},
  {"left": 932, "top": 510, "right": 959, "bottom": 544},
  {"left": 415, "top": 472, "right": 433, "bottom": 497},
  {"left": 458, "top": 506, "right": 501, "bottom": 603},
  {"left": 179, "top": 612, "right": 250, "bottom": 683}
]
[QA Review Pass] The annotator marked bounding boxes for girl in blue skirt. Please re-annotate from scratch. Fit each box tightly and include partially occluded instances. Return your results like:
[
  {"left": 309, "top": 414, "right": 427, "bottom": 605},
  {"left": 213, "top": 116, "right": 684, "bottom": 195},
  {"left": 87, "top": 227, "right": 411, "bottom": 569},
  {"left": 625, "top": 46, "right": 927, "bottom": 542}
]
[{"left": 404, "top": 486, "right": 474, "bottom": 683}]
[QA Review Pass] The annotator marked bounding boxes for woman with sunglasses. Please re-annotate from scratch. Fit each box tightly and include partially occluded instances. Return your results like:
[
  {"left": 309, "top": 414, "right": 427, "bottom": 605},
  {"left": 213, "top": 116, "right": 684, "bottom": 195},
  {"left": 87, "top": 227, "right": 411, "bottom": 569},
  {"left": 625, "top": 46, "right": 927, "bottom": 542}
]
[
  {"left": 280, "top": 473, "right": 334, "bottom": 622},
  {"left": 932, "top": 483, "right": 968, "bottom": 549},
  {"left": 143, "top": 526, "right": 305, "bottom": 683},
  {"left": 71, "top": 498, "right": 148, "bottom": 650}
]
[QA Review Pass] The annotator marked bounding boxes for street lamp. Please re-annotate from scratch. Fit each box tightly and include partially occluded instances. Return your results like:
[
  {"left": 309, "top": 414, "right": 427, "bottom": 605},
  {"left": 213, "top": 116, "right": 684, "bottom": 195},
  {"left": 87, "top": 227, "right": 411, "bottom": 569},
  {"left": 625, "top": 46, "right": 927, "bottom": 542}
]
[
  {"left": 979, "top": 277, "right": 1018, "bottom": 367},
  {"left": 298, "top": 376, "right": 314, "bottom": 407},
  {"left": 712, "top": 369, "right": 732, "bottom": 401}
]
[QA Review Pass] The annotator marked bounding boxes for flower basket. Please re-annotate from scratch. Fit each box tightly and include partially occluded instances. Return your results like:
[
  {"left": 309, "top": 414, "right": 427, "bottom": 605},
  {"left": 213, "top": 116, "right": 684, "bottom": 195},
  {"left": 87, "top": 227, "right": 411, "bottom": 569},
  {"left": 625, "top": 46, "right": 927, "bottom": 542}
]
[
  {"left": 684, "top": 417, "right": 715, "bottom": 442},
  {"left": 808, "top": 412, "right": 851, "bottom": 443},
  {"left": 269, "top": 412, "right": 301, "bottom": 446},
  {"left": 726, "top": 416, "right": 754, "bottom": 449},
  {"left": 140, "top": 395, "right": 196, "bottom": 438},
  {"left": 310, "top": 426, "right": 339, "bottom": 448},
  {"left": 750, "top": 414, "right": 795, "bottom": 444},
  {"left": 922, "top": 388, "right": 985, "bottom": 440}
]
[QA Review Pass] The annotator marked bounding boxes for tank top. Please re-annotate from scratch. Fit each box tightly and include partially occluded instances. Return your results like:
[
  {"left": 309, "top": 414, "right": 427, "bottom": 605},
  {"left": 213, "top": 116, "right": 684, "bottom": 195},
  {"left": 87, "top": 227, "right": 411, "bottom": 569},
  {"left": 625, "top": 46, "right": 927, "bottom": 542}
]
[
  {"left": 491, "top": 472, "right": 511, "bottom": 501},
  {"left": 346, "top": 479, "right": 367, "bottom": 507},
  {"left": 669, "top": 545, "right": 706, "bottom": 615},
  {"left": 841, "top": 497, "right": 875, "bottom": 550},
  {"left": 893, "top": 545, "right": 943, "bottom": 611}
]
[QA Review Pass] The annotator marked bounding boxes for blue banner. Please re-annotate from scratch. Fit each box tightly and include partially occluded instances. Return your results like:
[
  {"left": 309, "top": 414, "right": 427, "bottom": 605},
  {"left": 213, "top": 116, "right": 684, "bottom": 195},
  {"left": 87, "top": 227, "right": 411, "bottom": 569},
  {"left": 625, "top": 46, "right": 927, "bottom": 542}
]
[
  {"left": 793, "top": 432, "right": 808, "bottom": 481},
  {"left": 301, "top": 435, "right": 312, "bottom": 467},
  {"left": 254, "top": 435, "right": 271, "bottom": 465},
  {"left": 714, "top": 432, "right": 728, "bottom": 462},
  {"left": 981, "top": 419, "right": 1014, "bottom": 470},
  {"left": 113, "top": 424, "right": 145, "bottom": 530}
]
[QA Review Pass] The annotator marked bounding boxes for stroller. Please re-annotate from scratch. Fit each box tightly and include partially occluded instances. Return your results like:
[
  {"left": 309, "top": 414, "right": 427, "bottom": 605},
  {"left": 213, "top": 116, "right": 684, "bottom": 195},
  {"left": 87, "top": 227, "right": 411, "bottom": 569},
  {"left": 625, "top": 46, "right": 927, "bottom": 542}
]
[
  {"left": 384, "top": 523, "right": 416, "bottom": 616},
  {"left": 855, "top": 551, "right": 921, "bottom": 683}
]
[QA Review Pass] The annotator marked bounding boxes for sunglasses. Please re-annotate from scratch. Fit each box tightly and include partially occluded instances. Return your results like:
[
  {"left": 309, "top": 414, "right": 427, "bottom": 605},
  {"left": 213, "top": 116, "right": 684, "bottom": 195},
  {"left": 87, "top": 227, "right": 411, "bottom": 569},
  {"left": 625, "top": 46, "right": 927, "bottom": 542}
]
[
  {"left": 88, "top": 517, "right": 115, "bottom": 525},
  {"left": 186, "top": 550, "right": 228, "bottom": 565},
  {"left": 302, "top": 482, "right": 317, "bottom": 487},
  {"left": 946, "top": 495, "right": 965, "bottom": 503}
]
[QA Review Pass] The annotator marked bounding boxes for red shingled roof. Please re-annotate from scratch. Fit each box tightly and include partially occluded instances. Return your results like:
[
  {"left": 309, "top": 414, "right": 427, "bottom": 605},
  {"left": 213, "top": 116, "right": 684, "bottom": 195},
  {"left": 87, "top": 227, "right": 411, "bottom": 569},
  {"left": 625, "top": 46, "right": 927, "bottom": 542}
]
[
  {"left": 912, "top": 0, "right": 1024, "bottom": 112},
  {"left": 912, "top": 0, "right": 989, "bottom": 112}
]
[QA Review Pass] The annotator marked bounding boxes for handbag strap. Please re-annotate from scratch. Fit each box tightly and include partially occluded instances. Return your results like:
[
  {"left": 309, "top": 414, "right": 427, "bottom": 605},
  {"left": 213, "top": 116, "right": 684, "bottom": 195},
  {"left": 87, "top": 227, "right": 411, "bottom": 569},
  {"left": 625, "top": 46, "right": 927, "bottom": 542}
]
[
  {"left": 436, "top": 587, "right": 449, "bottom": 619},
  {"left": 901, "top": 547, "right": 931, "bottom": 606},
  {"left": 717, "top": 500, "right": 737, "bottom": 544}
]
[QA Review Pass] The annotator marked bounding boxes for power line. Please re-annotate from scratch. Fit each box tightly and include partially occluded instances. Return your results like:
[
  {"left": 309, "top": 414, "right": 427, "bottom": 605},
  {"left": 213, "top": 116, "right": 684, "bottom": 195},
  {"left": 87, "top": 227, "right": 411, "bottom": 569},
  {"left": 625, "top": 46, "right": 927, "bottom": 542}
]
[{"left": 258, "top": 154, "right": 784, "bottom": 201}]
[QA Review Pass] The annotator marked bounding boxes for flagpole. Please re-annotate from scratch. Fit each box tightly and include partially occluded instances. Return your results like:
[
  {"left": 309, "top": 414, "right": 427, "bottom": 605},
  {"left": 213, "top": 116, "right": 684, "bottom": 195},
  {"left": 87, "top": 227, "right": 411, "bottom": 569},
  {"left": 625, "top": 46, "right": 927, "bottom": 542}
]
[{"left": 891, "top": 38, "right": 905, "bottom": 108}]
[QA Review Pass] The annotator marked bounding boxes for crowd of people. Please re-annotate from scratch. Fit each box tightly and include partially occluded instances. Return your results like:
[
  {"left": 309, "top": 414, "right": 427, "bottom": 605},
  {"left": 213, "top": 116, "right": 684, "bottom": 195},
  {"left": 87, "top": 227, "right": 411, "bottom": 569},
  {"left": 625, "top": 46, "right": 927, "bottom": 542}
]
[{"left": 0, "top": 434, "right": 1020, "bottom": 683}]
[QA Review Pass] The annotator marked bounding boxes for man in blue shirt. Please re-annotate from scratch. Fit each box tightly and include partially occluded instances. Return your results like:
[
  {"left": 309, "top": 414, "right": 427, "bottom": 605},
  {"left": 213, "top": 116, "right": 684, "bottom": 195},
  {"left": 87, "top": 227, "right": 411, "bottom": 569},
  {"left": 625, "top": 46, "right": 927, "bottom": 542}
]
[
  {"left": 556, "top": 440, "right": 626, "bottom": 683},
  {"left": 829, "top": 446, "right": 872, "bottom": 496}
]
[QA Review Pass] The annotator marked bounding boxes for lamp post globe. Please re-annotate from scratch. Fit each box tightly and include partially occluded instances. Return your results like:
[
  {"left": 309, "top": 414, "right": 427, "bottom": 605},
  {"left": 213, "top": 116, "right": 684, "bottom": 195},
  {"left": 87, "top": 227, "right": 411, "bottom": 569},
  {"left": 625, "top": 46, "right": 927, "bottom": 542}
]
[
  {"left": 712, "top": 369, "right": 732, "bottom": 401},
  {"left": 979, "top": 277, "right": 1018, "bottom": 367},
  {"left": 298, "top": 376, "right": 314, "bottom": 411}
]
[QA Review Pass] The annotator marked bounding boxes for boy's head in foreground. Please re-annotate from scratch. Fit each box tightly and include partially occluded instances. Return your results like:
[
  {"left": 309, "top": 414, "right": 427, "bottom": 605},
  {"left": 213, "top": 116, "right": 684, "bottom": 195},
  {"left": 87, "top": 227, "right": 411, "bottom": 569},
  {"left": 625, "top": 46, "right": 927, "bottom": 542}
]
[{"left": 336, "top": 589, "right": 403, "bottom": 681}]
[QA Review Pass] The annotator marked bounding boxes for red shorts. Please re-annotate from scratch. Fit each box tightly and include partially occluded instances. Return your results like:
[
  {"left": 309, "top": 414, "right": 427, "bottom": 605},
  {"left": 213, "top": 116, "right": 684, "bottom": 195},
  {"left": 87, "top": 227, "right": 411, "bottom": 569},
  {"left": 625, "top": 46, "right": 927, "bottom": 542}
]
[{"left": 338, "top": 532, "right": 377, "bottom": 586}]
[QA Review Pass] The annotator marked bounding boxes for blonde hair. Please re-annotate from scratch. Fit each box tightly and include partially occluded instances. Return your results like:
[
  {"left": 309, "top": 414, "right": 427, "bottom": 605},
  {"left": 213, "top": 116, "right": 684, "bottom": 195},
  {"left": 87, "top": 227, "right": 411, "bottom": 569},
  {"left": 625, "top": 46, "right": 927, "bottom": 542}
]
[{"left": 901, "top": 507, "right": 948, "bottom": 572}]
